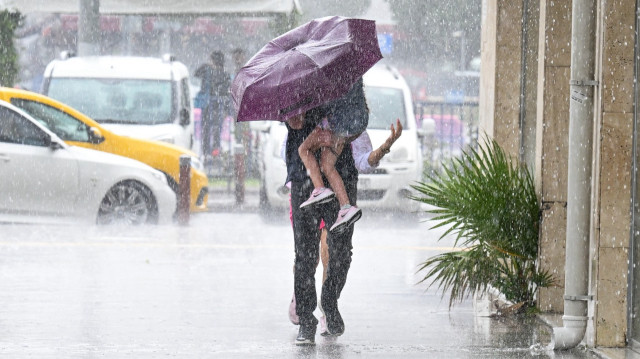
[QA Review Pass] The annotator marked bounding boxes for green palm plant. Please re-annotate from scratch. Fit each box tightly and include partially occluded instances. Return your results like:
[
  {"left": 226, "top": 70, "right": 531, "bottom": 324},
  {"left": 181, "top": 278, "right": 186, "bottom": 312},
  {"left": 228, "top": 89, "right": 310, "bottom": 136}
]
[{"left": 411, "top": 137, "right": 554, "bottom": 308}]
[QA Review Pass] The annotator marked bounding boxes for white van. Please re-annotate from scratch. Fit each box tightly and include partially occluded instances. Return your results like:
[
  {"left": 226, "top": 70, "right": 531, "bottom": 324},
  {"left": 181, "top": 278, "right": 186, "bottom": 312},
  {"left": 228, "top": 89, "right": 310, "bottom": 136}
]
[
  {"left": 42, "top": 55, "right": 195, "bottom": 151},
  {"left": 255, "top": 63, "right": 423, "bottom": 214},
  {"left": 358, "top": 63, "right": 423, "bottom": 212}
]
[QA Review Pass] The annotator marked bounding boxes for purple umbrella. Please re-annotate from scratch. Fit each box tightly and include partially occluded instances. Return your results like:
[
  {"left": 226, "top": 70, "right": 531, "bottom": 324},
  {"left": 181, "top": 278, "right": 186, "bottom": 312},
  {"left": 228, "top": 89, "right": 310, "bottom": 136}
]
[{"left": 231, "top": 16, "right": 382, "bottom": 122}]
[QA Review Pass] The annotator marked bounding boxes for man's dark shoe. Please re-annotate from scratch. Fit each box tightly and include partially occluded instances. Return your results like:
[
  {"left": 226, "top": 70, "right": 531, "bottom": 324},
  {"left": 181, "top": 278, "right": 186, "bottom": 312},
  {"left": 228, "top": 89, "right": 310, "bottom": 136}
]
[
  {"left": 295, "top": 324, "right": 316, "bottom": 345},
  {"left": 321, "top": 306, "right": 344, "bottom": 337}
]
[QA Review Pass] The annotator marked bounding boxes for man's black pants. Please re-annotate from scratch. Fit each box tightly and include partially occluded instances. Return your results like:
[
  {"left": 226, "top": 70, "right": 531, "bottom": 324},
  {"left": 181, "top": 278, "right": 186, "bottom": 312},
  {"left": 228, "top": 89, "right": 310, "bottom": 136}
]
[{"left": 290, "top": 177, "right": 355, "bottom": 328}]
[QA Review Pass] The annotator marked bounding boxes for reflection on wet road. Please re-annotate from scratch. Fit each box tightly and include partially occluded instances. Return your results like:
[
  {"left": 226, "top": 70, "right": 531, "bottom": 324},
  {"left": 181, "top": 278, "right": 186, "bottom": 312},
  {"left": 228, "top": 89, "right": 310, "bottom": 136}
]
[{"left": 0, "top": 213, "right": 596, "bottom": 358}]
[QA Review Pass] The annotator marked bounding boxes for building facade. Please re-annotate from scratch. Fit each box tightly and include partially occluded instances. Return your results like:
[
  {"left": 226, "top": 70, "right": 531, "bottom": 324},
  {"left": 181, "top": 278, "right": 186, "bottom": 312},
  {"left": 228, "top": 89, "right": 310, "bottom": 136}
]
[{"left": 480, "top": 0, "right": 636, "bottom": 349}]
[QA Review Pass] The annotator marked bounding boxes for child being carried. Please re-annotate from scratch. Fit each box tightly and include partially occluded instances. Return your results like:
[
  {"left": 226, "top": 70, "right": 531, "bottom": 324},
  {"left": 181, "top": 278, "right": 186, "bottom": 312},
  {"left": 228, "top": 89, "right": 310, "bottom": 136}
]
[{"left": 298, "top": 77, "right": 369, "bottom": 233}]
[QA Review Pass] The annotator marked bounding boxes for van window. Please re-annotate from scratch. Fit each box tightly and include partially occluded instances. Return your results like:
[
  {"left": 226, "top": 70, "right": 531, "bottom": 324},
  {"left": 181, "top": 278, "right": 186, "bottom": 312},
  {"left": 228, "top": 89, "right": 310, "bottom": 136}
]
[
  {"left": 364, "top": 86, "right": 407, "bottom": 129},
  {"left": 47, "top": 78, "right": 173, "bottom": 125}
]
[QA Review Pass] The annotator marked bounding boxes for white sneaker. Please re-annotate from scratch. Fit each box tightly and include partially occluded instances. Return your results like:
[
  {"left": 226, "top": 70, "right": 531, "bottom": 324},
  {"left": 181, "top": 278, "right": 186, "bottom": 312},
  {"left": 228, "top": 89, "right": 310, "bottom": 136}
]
[
  {"left": 330, "top": 206, "right": 362, "bottom": 233},
  {"left": 299, "top": 187, "right": 335, "bottom": 209}
]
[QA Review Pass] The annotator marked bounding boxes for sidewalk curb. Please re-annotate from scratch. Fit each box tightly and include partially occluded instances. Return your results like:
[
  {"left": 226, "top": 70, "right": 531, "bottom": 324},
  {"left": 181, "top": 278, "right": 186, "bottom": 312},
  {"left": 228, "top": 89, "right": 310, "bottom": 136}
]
[{"left": 207, "top": 186, "right": 260, "bottom": 213}]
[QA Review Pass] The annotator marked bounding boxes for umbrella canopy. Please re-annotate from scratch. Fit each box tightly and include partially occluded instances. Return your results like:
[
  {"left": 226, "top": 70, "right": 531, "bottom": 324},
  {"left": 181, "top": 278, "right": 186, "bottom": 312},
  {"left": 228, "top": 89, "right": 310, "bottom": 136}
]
[{"left": 232, "top": 16, "right": 382, "bottom": 122}]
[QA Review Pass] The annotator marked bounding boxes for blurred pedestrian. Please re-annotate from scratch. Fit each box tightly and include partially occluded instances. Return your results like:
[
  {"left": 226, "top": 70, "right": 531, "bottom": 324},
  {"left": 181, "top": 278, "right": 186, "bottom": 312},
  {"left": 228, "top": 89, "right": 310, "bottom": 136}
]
[
  {"left": 195, "top": 50, "right": 231, "bottom": 162},
  {"left": 230, "top": 48, "right": 252, "bottom": 202},
  {"left": 231, "top": 48, "right": 246, "bottom": 80},
  {"left": 231, "top": 48, "right": 249, "bottom": 146}
]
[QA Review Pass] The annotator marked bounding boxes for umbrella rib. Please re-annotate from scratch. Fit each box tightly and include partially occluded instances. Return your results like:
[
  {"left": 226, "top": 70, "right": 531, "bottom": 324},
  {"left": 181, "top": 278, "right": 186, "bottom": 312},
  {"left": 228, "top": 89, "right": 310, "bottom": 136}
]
[
  {"left": 274, "top": 55, "right": 287, "bottom": 117},
  {"left": 307, "top": 16, "right": 344, "bottom": 42},
  {"left": 297, "top": 41, "right": 351, "bottom": 67}
]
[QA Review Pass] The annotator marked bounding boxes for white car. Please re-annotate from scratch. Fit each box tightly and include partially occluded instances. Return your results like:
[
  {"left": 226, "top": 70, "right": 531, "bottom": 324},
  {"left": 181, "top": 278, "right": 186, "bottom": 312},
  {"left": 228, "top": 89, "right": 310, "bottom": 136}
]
[
  {"left": 254, "top": 63, "right": 423, "bottom": 213},
  {"left": 41, "top": 54, "right": 195, "bottom": 151},
  {"left": 0, "top": 101, "right": 177, "bottom": 225}
]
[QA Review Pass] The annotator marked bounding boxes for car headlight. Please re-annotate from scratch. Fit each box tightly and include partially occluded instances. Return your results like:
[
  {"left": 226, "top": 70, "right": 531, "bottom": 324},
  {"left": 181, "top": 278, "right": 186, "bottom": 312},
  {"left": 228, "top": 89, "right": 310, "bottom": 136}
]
[
  {"left": 190, "top": 156, "right": 204, "bottom": 172},
  {"left": 151, "top": 170, "right": 168, "bottom": 184},
  {"left": 154, "top": 135, "right": 175, "bottom": 144}
]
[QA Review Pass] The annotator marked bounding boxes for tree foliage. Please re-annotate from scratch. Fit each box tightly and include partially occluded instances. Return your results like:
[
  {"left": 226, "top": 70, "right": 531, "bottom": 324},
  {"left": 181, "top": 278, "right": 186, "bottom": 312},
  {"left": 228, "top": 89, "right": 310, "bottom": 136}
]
[
  {"left": 411, "top": 137, "right": 554, "bottom": 308},
  {"left": 0, "top": 9, "right": 22, "bottom": 87}
]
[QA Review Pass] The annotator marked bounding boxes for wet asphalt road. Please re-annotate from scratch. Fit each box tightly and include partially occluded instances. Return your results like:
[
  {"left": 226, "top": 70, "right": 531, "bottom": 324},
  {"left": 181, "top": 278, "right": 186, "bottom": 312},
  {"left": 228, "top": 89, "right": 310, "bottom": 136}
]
[{"left": 0, "top": 206, "right": 598, "bottom": 358}]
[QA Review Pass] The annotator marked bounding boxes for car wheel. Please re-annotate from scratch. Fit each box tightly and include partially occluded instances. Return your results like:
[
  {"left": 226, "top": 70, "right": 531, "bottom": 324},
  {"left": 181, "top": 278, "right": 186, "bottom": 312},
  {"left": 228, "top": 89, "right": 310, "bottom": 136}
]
[{"left": 97, "top": 181, "right": 158, "bottom": 225}]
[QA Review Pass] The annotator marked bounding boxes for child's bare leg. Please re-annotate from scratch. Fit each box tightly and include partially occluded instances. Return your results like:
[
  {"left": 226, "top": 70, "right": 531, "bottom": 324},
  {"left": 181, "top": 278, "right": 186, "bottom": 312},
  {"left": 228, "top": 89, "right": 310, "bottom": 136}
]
[
  {"left": 298, "top": 129, "right": 325, "bottom": 189},
  {"left": 320, "top": 228, "right": 329, "bottom": 283},
  {"left": 320, "top": 139, "right": 350, "bottom": 206}
]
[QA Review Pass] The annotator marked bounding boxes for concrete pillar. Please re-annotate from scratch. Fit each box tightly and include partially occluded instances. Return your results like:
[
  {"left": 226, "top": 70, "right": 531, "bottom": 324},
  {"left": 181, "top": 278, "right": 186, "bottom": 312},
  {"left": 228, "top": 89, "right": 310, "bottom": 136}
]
[
  {"left": 594, "top": 0, "right": 635, "bottom": 347},
  {"left": 519, "top": 0, "right": 539, "bottom": 170},
  {"left": 535, "top": 0, "right": 572, "bottom": 314},
  {"left": 479, "top": 0, "right": 525, "bottom": 158},
  {"left": 482, "top": 0, "right": 572, "bottom": 315},
  {"left": 480, "top": 0, "right": 539, "bottom": 164}
]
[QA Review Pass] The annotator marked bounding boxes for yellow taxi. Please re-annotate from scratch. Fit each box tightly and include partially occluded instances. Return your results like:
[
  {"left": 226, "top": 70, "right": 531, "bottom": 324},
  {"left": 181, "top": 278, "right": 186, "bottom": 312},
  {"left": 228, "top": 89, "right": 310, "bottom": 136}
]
[{"left": 0, "top": 87, "right": 209, "bottom": 212}]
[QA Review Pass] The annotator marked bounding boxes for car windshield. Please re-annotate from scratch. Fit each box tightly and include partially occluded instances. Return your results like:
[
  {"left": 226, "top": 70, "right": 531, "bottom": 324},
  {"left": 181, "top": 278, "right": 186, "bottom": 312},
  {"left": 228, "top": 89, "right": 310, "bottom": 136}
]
[
  {"left": 364, "top": 86, "right": 407, "bottom": 129},
  {"left": 47, "top": 78, "right": 174, "bottom": 125},
  {"left": 10, "top": 98, "right": 91, "bottom": 142}
]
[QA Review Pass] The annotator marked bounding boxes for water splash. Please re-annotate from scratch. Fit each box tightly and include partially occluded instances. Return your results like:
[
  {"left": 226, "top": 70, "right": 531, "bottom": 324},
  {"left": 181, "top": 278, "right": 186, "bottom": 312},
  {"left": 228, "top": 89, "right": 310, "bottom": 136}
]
[{"left": 529, "top": 342, "right": 554, "bottom": 356}]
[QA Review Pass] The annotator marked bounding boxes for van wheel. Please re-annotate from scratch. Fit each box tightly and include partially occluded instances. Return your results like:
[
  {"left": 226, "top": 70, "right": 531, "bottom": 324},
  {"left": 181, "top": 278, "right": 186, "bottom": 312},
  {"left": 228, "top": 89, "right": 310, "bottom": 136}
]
[{"left": 259, "top": 179, "right": 278, "bottom": 222}]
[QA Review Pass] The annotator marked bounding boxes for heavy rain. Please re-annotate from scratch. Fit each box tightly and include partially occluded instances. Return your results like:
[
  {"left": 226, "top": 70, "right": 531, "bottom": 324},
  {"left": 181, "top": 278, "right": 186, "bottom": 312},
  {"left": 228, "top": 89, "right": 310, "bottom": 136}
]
[{"left": 0, "top": 0, "right": 634, "bottom": 358}]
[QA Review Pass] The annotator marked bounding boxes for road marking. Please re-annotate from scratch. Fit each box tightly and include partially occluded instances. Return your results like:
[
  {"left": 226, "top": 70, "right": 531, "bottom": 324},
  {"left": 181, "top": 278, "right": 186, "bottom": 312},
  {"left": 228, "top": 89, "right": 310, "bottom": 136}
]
[
  {"left": 0, "top": 240, "right": 464, "bottom": 252},
  {"left": 362, "top": 245, "right": 466, "bottom": 251}
]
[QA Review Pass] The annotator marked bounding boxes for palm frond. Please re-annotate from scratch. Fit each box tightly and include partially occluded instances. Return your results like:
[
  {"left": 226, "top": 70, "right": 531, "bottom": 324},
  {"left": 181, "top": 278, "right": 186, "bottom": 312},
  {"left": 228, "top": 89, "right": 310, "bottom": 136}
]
[{"left": 412, "top": 136, "right": 552, "bottom": 306}]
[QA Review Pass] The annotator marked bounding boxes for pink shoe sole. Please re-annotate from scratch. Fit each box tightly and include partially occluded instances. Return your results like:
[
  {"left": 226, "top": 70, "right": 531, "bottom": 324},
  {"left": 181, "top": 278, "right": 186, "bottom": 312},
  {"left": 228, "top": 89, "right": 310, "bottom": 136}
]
[
  {"left": 330, "top": 206, "right": 362, "bottom": 233},
  {"left": 300, "top": 188, "right": 335, "bottom": 209}
]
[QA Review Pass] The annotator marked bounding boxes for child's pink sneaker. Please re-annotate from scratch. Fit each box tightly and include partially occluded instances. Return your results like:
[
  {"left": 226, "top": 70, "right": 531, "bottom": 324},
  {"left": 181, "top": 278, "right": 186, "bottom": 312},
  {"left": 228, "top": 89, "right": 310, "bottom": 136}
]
[
  {"left": 330, "top": 205, "right": 362, "bottom": 233},
  {"left": 299, "top": 187, "right": 335, "bottom": 209}
]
